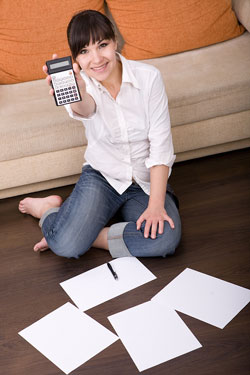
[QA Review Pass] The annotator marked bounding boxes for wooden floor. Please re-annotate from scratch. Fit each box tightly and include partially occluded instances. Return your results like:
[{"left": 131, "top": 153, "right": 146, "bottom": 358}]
[{"left": 0, "top": 148, "right": 249, "bottom": 375}]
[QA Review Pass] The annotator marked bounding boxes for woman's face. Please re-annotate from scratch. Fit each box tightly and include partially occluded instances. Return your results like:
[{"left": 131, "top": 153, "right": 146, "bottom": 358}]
[{"left": 76, "top": 39, "right": 118, "bottom": 83}]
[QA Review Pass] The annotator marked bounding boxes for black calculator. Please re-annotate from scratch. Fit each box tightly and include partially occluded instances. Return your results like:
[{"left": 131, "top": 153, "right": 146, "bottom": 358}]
[{"left": 46, "top": 56, "right": 82, "bottom": 106}]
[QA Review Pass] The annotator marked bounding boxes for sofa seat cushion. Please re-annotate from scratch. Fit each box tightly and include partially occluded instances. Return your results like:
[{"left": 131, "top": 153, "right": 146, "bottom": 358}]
[
  {"left": 143, "top": 32, "right": 250, "bottom": 126},
  {"left": 0, "top": 80, "right": 87, "bottom": 162}
]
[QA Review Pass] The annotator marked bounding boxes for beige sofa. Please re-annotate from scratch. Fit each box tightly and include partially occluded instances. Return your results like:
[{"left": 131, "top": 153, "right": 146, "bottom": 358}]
[{"left": 1, "top": 0, "right": 250, "bottom": 199}]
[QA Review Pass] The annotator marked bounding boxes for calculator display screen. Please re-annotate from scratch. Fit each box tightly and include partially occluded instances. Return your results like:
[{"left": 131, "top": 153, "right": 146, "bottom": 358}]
[{"left": 50, "top": 60, "right": 70, "bottom": 70}]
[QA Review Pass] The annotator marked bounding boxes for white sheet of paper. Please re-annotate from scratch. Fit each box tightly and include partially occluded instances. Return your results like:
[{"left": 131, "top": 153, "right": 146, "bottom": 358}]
[
  {"left": 152, "top": 268, "right": 250, "bottom": 329},
  {"left": 60, "top": 257, "right": 156, "bottom": 311},
  {"left": 108, "top": 301, "right": 202, "bottom": 372},
  {"left": 18, "top": 302, "right": 118, "bottom": 374}
]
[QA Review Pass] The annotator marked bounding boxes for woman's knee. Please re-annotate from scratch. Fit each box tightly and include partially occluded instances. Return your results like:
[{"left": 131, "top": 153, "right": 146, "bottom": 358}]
[
  {"left": 166, "top": 215, "right": 181, "bottom": 251},
  {"left": 46, "top": 235, "right": 89, "bottom": 259},
  {"left": 123, "top": 219, "right": 181, "bottom": 258},
  {"left": 150, "top": 222, "right": 181, "bottom": 257}
]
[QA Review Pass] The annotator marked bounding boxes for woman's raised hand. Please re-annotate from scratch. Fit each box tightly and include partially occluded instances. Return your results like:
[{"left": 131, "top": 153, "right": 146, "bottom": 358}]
[{"left": 42, "top": 54, "right": 86, "bottom": 96}]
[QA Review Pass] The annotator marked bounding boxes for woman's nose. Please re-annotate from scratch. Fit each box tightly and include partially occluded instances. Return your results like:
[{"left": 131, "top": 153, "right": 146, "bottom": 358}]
[{"left": 91, "top": 50, "right": 102, "bottom": 64}]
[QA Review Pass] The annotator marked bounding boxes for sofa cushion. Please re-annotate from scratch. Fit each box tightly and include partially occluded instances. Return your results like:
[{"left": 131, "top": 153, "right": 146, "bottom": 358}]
[
  {"left": 0, "top": 80, "right": 87, "bottom": 162},
  {"left": 142, "top": 32, "right": 250, "bottom": 126},
  {"left": 106, "top": 0, "right": 245, "bottom": 60},
  {"left": 0, "top": 0, "right": 104, "bottom": 84}
]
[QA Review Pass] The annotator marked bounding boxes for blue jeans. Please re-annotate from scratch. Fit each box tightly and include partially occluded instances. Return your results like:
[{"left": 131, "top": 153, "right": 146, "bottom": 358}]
[{"left": 40, "top": 165, "right": 181, "bottom": 258}]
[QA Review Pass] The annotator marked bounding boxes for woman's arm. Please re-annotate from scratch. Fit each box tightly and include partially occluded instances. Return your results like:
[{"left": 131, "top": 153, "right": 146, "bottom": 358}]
[
  {"left": 136, "top": 165, "right": 175, "bottom": 239},
  {"left": 137, "top": 68, "right": 175, "bottom": 239}
]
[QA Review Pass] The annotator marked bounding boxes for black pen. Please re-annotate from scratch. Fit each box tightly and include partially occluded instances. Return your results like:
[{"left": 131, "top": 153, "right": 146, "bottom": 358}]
[{"left": 107, "top": 262, "right": 118, "bottom": 280}]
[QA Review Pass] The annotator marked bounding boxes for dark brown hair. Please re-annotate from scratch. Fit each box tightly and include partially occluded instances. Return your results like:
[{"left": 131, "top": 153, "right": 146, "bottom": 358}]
[{"left": 67, "top": 10, "right": 116, "bottom": 60}]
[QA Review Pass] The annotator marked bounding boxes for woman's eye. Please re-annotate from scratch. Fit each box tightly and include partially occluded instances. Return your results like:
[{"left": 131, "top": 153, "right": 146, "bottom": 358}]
[
  {"left": 99, "top": 43, "right": 108, "bottom": 48},
  {"left": 80, "top": 49, "right": 87, "bottom": 55}
]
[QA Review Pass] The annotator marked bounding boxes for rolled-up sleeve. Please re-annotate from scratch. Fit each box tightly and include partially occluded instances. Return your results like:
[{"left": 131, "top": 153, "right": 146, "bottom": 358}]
[
  {"left": 65, "top": 99, "right": 97, "bottom": 122},
  {"left": 145, "top": 69, "right": 176, "bottom": 171}
]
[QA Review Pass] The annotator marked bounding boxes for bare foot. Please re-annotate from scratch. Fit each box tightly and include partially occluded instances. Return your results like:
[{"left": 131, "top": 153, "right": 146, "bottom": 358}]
[
  {"left": 34, "top": 237, "right": 49, "bottom": 252},
  {"left": 18, "top": 195, "right": 63, "bottom": 219}
]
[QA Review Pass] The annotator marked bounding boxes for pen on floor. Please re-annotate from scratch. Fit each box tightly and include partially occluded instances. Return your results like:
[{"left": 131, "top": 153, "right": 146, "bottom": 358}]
[{"left": 107, "top": 262, "right": 118, "bottom": 280}]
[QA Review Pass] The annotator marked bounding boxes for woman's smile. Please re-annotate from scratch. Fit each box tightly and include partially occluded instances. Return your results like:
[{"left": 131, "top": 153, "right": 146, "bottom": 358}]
[{"left": 91, "top": 62, "right": 109, "bottom": 73}]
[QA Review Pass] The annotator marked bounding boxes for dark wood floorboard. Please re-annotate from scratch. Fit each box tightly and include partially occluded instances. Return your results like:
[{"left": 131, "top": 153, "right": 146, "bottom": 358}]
[{"left": 0, "top": 148, "right": 249, "bottom": 375}]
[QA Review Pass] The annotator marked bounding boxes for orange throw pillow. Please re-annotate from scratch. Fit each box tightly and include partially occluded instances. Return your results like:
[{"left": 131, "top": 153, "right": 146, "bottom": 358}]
[
  {"left": 0, "top": 1, "right": 104, "bottom": 84},
  {"left": 106, "top": 0, "right": 245, "bottom": 60}
]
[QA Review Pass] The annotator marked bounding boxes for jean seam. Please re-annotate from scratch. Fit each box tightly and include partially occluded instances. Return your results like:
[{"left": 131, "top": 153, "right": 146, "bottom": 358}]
[{"left": 108, "top": 234, "right": 123, "bottom": 240}]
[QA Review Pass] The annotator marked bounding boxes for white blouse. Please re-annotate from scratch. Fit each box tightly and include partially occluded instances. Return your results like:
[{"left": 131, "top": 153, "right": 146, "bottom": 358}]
[{"left": 65, "top": 53, "right": 175, "bottom": 195}]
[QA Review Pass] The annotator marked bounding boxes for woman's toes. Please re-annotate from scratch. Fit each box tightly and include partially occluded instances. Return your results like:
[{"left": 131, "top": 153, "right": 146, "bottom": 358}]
[{"left": 34, "top": 237, "right": 49, "bottom": 252}]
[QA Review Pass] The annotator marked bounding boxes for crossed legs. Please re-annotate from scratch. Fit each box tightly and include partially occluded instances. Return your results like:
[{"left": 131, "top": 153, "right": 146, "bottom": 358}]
[{"left": 18, "top": 166, "right": 181, "bottom": 258}]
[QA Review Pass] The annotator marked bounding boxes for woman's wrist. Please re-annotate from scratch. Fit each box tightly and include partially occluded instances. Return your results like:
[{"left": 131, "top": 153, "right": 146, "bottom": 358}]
[
  {"left": 148, "top": 196, "right": 165, "bottom": 209},
  {"left": 149, "top": 165, "right": 169, "bottom": 208}
]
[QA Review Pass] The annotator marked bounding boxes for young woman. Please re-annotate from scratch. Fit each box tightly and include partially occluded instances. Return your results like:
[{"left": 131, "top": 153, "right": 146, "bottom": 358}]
[{"left": 19, "top": 10, "right": 181, "bottom": 258}]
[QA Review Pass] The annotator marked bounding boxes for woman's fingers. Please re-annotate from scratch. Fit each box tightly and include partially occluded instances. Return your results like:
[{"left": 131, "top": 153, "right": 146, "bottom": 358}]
[
  {"left": 164, "top": 214, "right": 175, "bottom": 229},
  {"left": 43, "top": 54, "right": 58, "bottom": 95},
  {"left": 42, "top": 64, "right": 48, "bottom": 75},
  {"left": 43, "top": 54, "right": 58, "bottom": 75},
  {"left": 46, "top": 75, "right": 51, "bottom": 85},
  {"left": 136, "top": 215, "right": 144, "bottom": 230},
  {"left": 158, "top": 220, "right": 164, "bottom": 235},
  {"left": 143, "top": 219, "right": 152, "bottom": 238},
  {"left": 137, "top": 210, "right": 175, "bottom": 239},
  {"left": 150, "top": 221, "right": 158, "bottom": 239},
  {"left": 73, "top": 62, "right": 81, "bottom": 75},
  {"left": 45, "top": 75, "right": 54, "bottom": 95}
]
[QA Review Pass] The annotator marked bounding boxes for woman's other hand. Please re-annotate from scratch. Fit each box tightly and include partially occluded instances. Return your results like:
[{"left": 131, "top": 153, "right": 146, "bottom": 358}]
[{"left": 136, "top": 206, "right": 175, "bottom": 239}]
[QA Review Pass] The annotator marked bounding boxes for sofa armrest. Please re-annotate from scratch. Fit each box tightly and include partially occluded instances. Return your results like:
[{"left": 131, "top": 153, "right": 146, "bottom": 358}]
[{"left": 232, "top": 0, "right": 250, "bottom": 32}]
